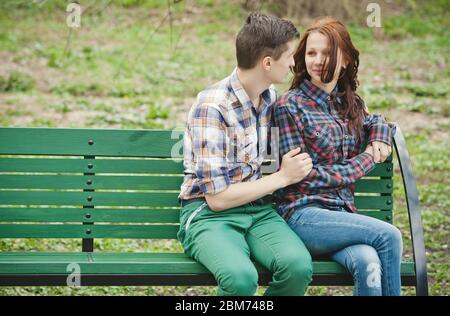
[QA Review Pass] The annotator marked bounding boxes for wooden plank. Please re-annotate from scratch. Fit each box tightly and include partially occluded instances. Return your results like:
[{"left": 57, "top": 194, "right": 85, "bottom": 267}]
[
  {"left": 0, "top": 128, "right": 183, "bottom": 158},
  {"left": 0, "top": 191, "right": 180, "bottom": 207},
  {"left": 0, "top": 252, "right": 415, "bottom": 275},
  {"left": 0, "top": 208, "right": 180, "bottom": 223},
  {"left": 354, "top": 179, "right": 393, "bottom": 193},
  {"left": 0, "top": 175, "right": 392, "bottom": 193},
  {"left": 365, "top": 163, "right": 393, "bottom": 177},
  {"left": 354, "top": 196, "right": 393, "bottom": 210},
  {"left": 358, "top": 210, "right": 393, "bottom": 223},
  {"left": 0, "top": 209, "right": 392, "bottom": 224},
  {"left": 0, "top": 175, "right": 183, "bottom": 190},
  {"left": 0, "top": 224, "right": 179, "bottom": 238},
  {"left": 0, "top": 158, "right": 184, "bottom": 174}
]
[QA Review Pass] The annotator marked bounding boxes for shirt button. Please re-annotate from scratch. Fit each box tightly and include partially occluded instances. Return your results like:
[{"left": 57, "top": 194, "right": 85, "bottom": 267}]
[
  {"left": 345, "top": 135, "right": 349, "bottom": 139},
  {"left": 316, "top": 132, "right": 320, "bottom": 137},
  {"left": 326, "top": 96, "right": 331, "bottom": 101}
]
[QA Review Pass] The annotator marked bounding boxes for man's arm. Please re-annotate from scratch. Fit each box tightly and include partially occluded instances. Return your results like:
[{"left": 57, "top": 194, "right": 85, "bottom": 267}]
[
  {"left": 189, "top": 101, "right": 312, "bottom": 212},
  {"left": 205, "top": 148, "right": 311, "bottom": 211}
]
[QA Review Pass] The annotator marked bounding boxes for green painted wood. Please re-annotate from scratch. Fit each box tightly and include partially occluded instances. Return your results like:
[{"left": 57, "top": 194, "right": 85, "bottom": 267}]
[
  {"left": 1, "top": 158, "right": 390, "bottom": 177},
  {"left": 0, "top": 191, "right": 180, "bottom": 207},
  {"left": 0, "top": 224, "right": 179, "bottom": 238},
  {"left": 0, "top": 175, "right": 391, "bottom": 193},
  {"left": 358, "top": 210, "right": 393, "bottom": 223},
  {"left": 0, "top": 211, "right": 392, "bottom": 239},
  {"left": 0, "top": 158, "right": 184, "bottom": 174},
  {"left": 0, "top": 208, "right": 391, "bottom": 224},
  {"left": 354, "top": 196, "right": 393, "bottom": 210},
  {"left": 0, "top": 252, "right": 415, "bottom": 275},
  {"left": 365, "top": 163, "right": 393, "bottom": 177},
  {"left": 0, "top": 192, "right": 390, "bottom": 210},
  {"left": 0, "top": 128, "right": 183, "bottom": 158},
  {"left": 0, "top": 208, "right": 180, "bottom": 223},
  {"left": 0, "top": 175, "right": 183, "bottom": 190},
  {"left": 354, "top": 179, "right": 393, "bottom": 193}
]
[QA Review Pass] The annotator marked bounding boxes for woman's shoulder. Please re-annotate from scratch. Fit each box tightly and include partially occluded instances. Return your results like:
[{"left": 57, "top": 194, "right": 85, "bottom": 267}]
[{"left": 274, "top": 88, "right": 308, "bottom": 113}]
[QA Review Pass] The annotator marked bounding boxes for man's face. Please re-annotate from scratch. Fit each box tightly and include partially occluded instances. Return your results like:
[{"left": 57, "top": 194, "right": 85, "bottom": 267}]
[{"left": 266, "top": 39, "right": 297, "bottom": 84}]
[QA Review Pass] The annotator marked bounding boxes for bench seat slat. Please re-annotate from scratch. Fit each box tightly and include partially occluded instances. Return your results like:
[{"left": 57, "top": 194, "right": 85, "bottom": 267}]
[{"left": 0, "top": 252, "right": 415, "bottom": 275}]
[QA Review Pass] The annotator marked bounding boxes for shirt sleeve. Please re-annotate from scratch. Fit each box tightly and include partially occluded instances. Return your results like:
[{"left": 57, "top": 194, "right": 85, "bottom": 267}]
[
  {"left": 189, "top": 102, "right": 231, "bottom": 195},
  {"left": 273, "top": 100, "right": 375, "bottom": 193},
  {"left": 364, "top": 112, "right": 393, "bottom": 146}
]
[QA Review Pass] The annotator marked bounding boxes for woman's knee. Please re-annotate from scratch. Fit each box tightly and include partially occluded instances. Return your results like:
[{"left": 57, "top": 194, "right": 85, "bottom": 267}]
[{"left": 381, "top": 224, "right": 403, "bottom": 250}]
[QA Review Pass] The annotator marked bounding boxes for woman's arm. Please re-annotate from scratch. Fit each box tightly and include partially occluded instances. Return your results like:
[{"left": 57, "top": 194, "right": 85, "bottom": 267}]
[{"left": 274, "top": 103, "right": 376, "bottom": 193}]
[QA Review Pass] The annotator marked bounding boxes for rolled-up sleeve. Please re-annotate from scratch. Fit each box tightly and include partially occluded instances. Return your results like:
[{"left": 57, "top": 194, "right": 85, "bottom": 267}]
[
  {"left": 364, "top": 113, "right": 393, "bottom": 146},
  {"left": 190, "top": 103, "right": 230, "bottom": 195}
]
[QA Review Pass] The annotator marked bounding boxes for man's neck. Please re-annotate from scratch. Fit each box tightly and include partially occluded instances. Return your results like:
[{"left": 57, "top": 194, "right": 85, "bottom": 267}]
[{"left": 236, "top": 67, "right": 270, "bottom": 108}]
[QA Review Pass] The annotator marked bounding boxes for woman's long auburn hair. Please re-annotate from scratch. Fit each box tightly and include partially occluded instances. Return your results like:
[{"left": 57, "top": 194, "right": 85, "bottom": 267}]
[{"left": 291, "top": 17, "right": 367, "bottom": 140}]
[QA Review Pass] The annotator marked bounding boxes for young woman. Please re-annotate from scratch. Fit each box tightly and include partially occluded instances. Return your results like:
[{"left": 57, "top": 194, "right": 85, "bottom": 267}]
[{"left": 273, "top": 17, "right": 403, "bottom": 296}]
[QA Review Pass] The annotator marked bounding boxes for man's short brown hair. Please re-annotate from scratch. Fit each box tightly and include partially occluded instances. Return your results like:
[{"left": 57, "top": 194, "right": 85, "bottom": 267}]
[{"left": 236, "top": 12, "right": 300, "bottom": 70}]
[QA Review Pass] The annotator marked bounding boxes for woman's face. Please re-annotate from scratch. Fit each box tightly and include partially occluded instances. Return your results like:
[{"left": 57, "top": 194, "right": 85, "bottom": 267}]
[{"left": 305, "top": 31, "right": 345, "bottom": 86}]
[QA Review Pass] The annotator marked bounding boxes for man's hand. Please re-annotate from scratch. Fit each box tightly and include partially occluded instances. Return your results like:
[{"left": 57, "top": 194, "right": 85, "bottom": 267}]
[
  {"left": 365, "top": 142, "right": 392, "bottom": 163},
  {"left": 278, "top": 148, "right": 313, "bottom": 187}
]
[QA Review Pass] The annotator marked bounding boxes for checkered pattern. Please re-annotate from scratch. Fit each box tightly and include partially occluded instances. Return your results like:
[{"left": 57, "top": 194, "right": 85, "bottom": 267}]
[
  {"left": 179, "top": 69, "right": 277, "bottom": 200},
  {"left": 273, "top": 78, "right": 394, "bottom": 219}
]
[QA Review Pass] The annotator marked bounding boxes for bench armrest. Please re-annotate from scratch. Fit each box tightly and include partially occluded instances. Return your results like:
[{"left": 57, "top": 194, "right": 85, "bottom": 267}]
[{"left": 391, "top": 122, "right": 429, "bottom": 296}]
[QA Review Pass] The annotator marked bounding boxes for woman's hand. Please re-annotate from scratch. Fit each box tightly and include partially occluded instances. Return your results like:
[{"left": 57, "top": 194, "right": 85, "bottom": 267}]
[{"left": 368, "top": 141, "right": 392, "bottom": 163}]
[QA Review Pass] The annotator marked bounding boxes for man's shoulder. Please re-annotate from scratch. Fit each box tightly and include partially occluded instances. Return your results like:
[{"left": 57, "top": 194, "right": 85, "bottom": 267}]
[{"left": 197, "top": 77, "right": 233, "bottom": 105}]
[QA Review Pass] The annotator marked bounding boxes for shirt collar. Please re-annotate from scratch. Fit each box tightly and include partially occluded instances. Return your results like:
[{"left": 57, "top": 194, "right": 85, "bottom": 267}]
[
  {"left": 229, "top": 68, "right": 272, "bottom": 113},
  {"left": 299, "top": 78, "right": 340, "bottom": 108}
]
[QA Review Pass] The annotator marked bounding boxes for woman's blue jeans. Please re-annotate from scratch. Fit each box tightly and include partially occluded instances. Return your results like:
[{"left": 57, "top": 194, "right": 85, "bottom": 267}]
[{"left": 287, "top": 204, "right": 403, "bottom": 296}]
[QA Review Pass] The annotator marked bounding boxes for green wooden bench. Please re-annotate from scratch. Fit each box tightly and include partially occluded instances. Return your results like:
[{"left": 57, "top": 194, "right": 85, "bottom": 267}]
[{"left": 0, "top": 124, "right": 428, "bottom": 295}]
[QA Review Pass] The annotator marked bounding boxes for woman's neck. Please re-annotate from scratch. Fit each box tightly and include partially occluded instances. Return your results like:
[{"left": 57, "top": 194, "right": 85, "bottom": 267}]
[{"left": 311, "top": 78, "right": 338, "bottom": 94}]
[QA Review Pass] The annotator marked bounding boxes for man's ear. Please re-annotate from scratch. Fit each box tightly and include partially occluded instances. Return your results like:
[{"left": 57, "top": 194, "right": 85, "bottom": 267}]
[{"left": 262, "top": 56, "right": 271, "bottom": 70}]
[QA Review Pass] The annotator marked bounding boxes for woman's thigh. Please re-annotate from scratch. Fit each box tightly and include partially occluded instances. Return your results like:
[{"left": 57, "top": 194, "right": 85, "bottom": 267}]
[{"left": 287, "top": 205, "right": 397, "bottom": 256}]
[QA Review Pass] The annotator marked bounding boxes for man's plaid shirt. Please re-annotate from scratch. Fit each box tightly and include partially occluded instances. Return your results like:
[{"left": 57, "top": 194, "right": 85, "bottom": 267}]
[
  {"left": 179, "top": 69, "right": 277, "bottom": 200},
  {"left": 272, "top": 78, "right": 394, "bottom": 220}
]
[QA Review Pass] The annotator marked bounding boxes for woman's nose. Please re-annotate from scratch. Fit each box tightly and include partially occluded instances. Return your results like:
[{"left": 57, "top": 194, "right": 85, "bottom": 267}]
[{"left": 314, "top": 55, "right": 324, "bottom": 66}]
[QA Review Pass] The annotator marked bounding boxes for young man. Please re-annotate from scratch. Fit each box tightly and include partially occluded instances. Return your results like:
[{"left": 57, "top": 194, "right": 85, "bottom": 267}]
[{"left": 177, "top": 13, "right": 313, "bottom": 296}]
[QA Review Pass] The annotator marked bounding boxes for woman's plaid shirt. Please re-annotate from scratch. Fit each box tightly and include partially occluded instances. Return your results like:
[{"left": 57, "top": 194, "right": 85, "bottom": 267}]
[
  {"left": 273, "top": 78, "right": 394, "bottom": 220},
  {"left": 179, "top": 69, "right": 277, "bottom": 200}
]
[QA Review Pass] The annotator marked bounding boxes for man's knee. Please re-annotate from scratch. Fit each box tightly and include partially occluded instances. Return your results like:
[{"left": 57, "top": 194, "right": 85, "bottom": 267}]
[
  {"left": 218, "top": 266, "right": 259, "bottom": 296},
  {"left": 278, "top": 251, "right": 313, "bottom": 284}
]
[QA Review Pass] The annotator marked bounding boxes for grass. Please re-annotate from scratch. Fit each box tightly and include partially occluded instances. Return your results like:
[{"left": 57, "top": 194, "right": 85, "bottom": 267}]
[{"left": 0, "top": 0, "right": 448, "bottom": 295}]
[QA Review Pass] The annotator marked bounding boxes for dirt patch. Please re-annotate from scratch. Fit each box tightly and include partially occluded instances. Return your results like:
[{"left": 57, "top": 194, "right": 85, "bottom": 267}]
[{"left": 383, "top": 108, "right": 450, "bottom": 136}]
